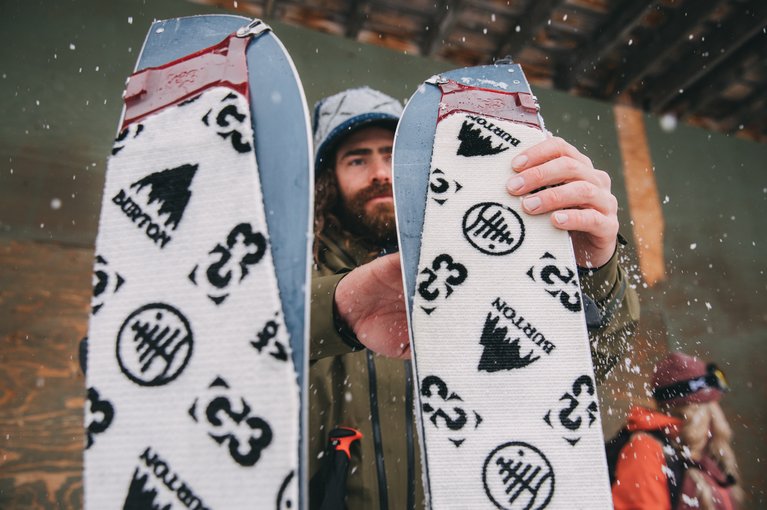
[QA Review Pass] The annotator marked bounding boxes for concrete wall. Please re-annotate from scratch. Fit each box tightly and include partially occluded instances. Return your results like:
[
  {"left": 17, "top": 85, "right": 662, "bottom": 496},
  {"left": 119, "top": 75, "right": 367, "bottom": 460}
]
[{"left": 1, "top": 0, "right": 765, "bottom": 507}]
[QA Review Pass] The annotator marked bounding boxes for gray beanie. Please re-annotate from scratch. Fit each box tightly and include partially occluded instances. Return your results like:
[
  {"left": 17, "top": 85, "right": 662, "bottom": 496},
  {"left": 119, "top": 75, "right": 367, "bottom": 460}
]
[{"left": 312, "top": 87, "right": 403, "bottom": 174}]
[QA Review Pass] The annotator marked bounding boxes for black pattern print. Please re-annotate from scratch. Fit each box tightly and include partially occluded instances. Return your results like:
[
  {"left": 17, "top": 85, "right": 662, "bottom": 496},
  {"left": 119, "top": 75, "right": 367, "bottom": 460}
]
[
  {"left": 85, "top": 387, "right": 115, "bottom": 449},
  {"left": 188, "top": 222, "right": 267, "bottom": 305},
  {"left": 526, "top": 252, "right": 582, "bottom": 313},
  {"left": 483, "top": 442, "right": 555, "bottom": 510},
  {"left": 189, "top": 376, "right": 273, "bottom": 468},
  {"left": 202, "top": 93, "right": 252, "bottom": 153}
]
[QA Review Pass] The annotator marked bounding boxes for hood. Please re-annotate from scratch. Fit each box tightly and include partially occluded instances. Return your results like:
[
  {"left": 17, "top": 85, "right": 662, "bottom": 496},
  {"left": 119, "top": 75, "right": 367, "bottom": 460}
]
[{"left": 625, "top": 405, "right": 683, "bottom": 433}]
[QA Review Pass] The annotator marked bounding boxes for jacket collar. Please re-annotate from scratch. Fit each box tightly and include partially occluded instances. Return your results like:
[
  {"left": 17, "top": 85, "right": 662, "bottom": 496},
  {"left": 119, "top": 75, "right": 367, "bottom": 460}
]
[{"left": 625, "top": 405, "right": 683, "bottom": 433}]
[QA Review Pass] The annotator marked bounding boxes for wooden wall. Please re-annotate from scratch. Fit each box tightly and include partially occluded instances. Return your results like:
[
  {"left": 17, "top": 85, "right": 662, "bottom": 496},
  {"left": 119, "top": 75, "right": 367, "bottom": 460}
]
[{"left": 0, "top": 241, "right": 91, "bottom": 508}]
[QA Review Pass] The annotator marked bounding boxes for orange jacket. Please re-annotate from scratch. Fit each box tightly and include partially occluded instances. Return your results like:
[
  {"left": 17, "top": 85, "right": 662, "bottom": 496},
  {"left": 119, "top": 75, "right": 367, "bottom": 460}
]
[
  {"left": 612, "top": 406, "right": 681, "bottom": 510},
  {"left": 612, "top": 406, "right": 736, "bottom": 510}
]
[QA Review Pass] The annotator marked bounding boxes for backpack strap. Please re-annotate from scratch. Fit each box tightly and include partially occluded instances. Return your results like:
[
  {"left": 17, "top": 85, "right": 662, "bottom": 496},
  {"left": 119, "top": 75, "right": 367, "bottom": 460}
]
[
  {"left": 605, "top": 427, "right": 632, "bottom": 486},
  {"left": 606, "top": 428, "right": 690, "bottom": 509},
  {"left": 645, "top": 430, "right": 691, "bottom": 509}
]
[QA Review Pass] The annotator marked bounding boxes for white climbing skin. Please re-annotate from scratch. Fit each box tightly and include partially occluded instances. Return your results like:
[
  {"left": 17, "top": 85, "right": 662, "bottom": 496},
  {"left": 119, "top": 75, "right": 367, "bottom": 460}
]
[
  {"left": 410, "top": 111, "right": 612, "bottom": 509},
  {"left": 85, "top": 87, "right": 298, "bottom": 509}
]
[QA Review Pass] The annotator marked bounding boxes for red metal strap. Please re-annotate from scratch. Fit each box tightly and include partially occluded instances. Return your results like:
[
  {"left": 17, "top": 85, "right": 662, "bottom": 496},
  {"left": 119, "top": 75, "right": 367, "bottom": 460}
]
[
  {"left": 122, "top": 34, "right": 250, "bottom": 129},
  {"left": 437, "top": 80, "right": 541, "bottom": 129}
]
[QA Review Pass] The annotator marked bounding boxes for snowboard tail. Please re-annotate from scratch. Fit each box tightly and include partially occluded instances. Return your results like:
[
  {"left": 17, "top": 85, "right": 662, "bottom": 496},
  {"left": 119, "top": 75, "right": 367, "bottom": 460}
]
[
  {"left": 393, "top": 65, "right": 613, "bottom": 509},
  {"left": 84, "top": 16, "right": 311, "bottom": 509}
]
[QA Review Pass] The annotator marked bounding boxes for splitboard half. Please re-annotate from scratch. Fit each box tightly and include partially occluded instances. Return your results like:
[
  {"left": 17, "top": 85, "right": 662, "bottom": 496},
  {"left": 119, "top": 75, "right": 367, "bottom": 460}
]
[
  {"left": 393, "top": 64, "right": 613, "bottom": 508},
  {"left": 83, "top": 16, "right": 312, "bottom": 509}
]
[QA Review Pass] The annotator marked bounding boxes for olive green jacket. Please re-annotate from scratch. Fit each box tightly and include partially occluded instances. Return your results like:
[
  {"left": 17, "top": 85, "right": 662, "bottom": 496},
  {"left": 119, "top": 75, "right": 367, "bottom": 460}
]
[{"left": 308, "top": 228, "right": 640, "bottom": 510}]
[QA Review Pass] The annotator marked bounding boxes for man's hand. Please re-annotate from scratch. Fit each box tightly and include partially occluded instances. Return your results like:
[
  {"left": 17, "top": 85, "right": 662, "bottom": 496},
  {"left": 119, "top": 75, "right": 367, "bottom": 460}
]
[
  {"left": 334, "top": 253, "right": 410, "bottom": 359},
  {"left": 506, "top": 136, "right": 618, "bottom": 268}
]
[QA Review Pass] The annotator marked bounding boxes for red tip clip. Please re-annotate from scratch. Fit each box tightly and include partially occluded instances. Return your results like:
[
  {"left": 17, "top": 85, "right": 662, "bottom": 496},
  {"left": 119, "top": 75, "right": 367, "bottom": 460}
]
[
  {"left": 329, "top": 427, "right": 363, "bottom": 460},
  {"left": 122, "top": 33, "right": 250, "bottom": 130}
]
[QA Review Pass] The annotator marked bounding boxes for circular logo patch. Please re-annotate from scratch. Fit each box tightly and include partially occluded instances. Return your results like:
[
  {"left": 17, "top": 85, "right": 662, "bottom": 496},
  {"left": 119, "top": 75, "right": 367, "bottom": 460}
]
[
  {"left": 116, "top": 303, "right": 193, "bottom": 387},
  {"left": 462, "top": 202, "right": 525, "bottom": 256},
  {"left": 483, "top": 441, "right": 554, "bottom": 510}
]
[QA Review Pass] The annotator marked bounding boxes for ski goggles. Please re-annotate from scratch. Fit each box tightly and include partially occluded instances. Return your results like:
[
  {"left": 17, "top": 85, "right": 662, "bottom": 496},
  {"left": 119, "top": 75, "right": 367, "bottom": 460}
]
[{"left": 653, "top": 363, "right": 729, "bottom": 402}]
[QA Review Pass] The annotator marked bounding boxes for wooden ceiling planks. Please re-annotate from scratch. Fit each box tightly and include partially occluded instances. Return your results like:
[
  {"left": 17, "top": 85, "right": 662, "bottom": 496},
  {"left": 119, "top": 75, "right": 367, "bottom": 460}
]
[{"left": 191, "top": 0, "right": 767, "bottom": 142}]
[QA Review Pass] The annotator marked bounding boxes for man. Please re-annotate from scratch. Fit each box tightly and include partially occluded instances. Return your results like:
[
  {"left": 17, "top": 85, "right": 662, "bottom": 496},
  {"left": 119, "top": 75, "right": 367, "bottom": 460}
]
[
  {"left": 610, "top": 352, "right": 742, "bottom": 509},
  {"left": 309, "top": 87, "right": 639, "bottom": 509}
]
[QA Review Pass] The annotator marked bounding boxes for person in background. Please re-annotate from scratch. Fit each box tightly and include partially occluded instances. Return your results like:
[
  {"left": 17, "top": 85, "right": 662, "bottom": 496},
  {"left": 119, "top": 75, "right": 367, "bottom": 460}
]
[{"left": 610, "top": 351, "right": 743, "bottom": 510}]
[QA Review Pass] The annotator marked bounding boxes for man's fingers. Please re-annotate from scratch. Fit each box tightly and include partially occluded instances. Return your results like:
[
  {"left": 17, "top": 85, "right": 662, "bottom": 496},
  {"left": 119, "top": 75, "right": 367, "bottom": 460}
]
[
  {"left": 511, "top": 136, "right": 592, "bottom": 171},
  {"left": 551, "top": 208, "right": 619, "bottom": 239},
  {"left": 337, "top": 253, "right": 412, "bottom": 359},
  {"left": 395, "top": 340, "right": 412, "bottom": 360},
  {"left": 506, "top": 157, "right": 607, "bottom": 195},
  {"left": 356, "top": 315, "right": 411, "bottom": 359},
  {"left": 520, "top": 181, "right": 618, "bottom": 216},
  {"left": 507, "top": 135, "right": 621, "bottom": 268},
  {"left": 369, "top": 252, "right": 402, "bottom": 279}
]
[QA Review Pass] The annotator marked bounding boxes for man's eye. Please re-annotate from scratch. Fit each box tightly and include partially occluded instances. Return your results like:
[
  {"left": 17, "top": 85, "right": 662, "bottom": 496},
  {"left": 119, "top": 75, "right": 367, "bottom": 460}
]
[{"left": 349, "top": 158, "right": 366, "bottom": 166}]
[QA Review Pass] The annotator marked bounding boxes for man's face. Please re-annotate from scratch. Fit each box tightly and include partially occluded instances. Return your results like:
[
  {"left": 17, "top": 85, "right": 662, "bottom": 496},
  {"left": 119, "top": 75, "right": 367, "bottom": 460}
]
[{"left": 333, "top": 126, "right": 396, "bottom": 241}]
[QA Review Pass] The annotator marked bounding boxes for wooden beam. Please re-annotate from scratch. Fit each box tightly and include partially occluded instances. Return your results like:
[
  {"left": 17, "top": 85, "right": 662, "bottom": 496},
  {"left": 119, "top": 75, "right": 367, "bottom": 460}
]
[
  {"left": 675, "top": 37, "right": 767, "bottom": 118},
  {"left": 422, "top": 0, "right": 463, "bottom": 57},
  {"left": 263, "top": 0, "right": 275, "bottom": 19},
  {"left": 647, "top": 0, "right": 767, "bottom": 113},
  {"left": 610, "top": 0, "right": 721, "bottom": 98},
  {"left": 345, "top": 0, "right": 371, "bottom": 39},
  {"left": 493, "top": 0, "right": 562, "bottom": 61},
  {"left": 558, "top": 3, "right": 607, "bottom": 20},
  {"left": 563, "top": 0, "right": 656, "bottom": 91},
  {"left": 722, "top": 92, "right": 767, "bottom": 133},
  {"left": 464, "top": 0, "right": 522, "bottom": 17},
  {"left": 613, "top": 102, "right": 666, "bottom": 287}
]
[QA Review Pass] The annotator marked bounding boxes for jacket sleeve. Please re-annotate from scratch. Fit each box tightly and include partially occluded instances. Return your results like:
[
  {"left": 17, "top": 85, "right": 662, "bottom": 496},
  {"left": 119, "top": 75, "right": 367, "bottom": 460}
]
[
  {"left": 612, "top": 433, "right": 671, "bottom": 510},
  {"left": 580, "top": 244, "right": 641, "bottom": 382},
  {"left": 310, "top": 270, "right": 365, "bottom": 361}
]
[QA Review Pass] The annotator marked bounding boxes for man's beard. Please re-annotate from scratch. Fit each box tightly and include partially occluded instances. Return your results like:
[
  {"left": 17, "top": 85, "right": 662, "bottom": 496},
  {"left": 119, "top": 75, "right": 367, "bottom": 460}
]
[{"left": 339, "top": 182, "right": 397, "bottom": 244}]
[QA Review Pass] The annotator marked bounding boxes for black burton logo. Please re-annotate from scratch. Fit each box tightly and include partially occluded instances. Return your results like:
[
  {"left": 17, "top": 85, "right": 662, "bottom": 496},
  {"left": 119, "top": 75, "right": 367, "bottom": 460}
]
[
  {"left": 483, "top": 442, "right": 555, "bottom": 510},
  {"left": 457, "top": 120, "right": 510, "bottom": 157},
  {"left": 112, "top": 163, "right": 198, "bottom": 249},
  {"left": 189, "top": 376, "right": 273, "bottom": 467},
  {"left": 465, "top": 114, "right": 522, "bottom": 147},
  {"left": 91, "top": 254, "right": 125, "bottom": 315},
  {"left": 251, "top": 313, "right": 288, "bottom": 362},
  {"left": 527, "top": 252, "right": 582, "bottom": 312},
  {"left": 116, "top": 303, "right": 193, "bottom": 387},
  {"left": 131, "top": 165, "right": 196, "bottom": 230},
  {"left": 189, "top": 223, "right": 267, "bottom": 305},
  {"left": 202, "top": 92, "right": 252, "bottom": 154},
  {"left": 124, "top": 469, "right": 167, "bottom": 510},
  {"left": 478, "top": 298, "right": 556, "bottom": 372},
  {"left": 420, "top": 375, "right": 482, "bottom": 448},
  {"left": 417, "top": 254, "right": 468, "bottom": 315},
  {"left": 124, "top": 446, "right": 210, "bottom": 510},
  {"left": 479, "top": 313, "right": 539, "bottom": 372},
  {"left": 429, "top": 168, "right": 462, "bottom": 206},
  {"left": 111, "top": 123, "right": 144, "bottom": 156},
  {"left": 85, "top": 387, "right": 114, "bottom": 449},
  {"left": 543, "top": 375, "right": 598, "bottom": 447},
  {"left": 463, "top": 202, "right": 525, "bottom": 256}
]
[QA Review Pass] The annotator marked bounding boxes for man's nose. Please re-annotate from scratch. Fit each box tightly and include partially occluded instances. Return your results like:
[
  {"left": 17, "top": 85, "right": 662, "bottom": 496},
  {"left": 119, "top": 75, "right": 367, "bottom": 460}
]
[{"left": 370, "top": 155, "right": 392, "bottom": 183}]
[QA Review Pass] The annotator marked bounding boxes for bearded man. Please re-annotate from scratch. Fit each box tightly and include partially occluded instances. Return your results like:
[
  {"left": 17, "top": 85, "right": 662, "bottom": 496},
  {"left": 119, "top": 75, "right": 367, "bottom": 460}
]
[{"left": 308, "top": 87, "right": 640, "bottom": 509}]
